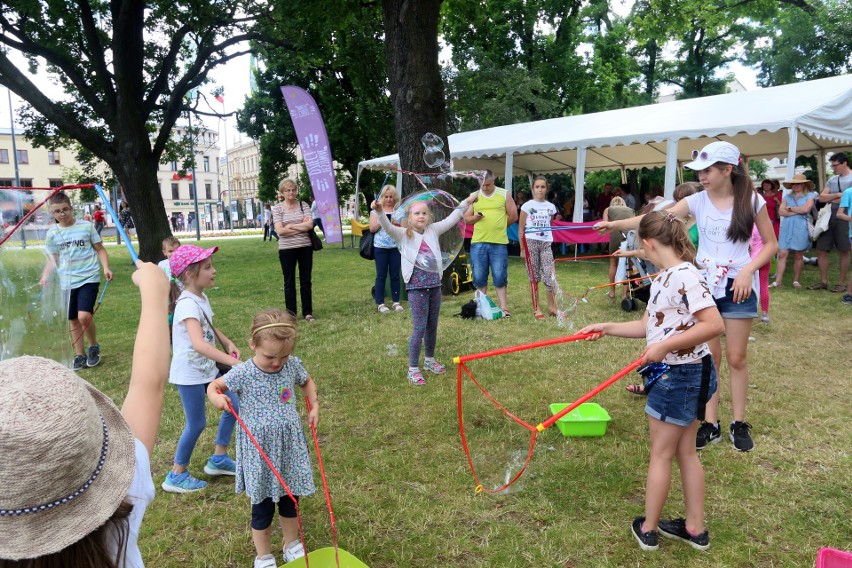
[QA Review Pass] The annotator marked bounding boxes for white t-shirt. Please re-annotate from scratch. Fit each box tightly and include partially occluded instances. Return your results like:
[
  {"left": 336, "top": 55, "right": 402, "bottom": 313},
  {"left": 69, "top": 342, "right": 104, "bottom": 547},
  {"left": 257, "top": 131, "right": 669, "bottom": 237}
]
[
  {"left": 521, "top": 200, "right": 557, "bottom": 242},
  {"left": 645, "top": 262, "right": 716, "bottom": 365},
  {"left": 169, "top": 291, "right": 217, "bottom": 385},
  {"left": 685, "top": 191, "right": 765, "bottom": 298},
  {"left": 108, "top": 438, "right": 155, "bottom": 567}
]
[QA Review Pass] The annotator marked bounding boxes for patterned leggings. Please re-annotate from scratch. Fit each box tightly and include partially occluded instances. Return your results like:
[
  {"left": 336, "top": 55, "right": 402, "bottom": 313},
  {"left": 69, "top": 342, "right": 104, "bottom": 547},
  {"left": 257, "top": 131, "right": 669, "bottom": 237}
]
[
  {"left": 408, "top": 286, "right": 442, "bottom": 367},
  {"left": 525, "top": 239, "right": 556, "bottom": 292}
]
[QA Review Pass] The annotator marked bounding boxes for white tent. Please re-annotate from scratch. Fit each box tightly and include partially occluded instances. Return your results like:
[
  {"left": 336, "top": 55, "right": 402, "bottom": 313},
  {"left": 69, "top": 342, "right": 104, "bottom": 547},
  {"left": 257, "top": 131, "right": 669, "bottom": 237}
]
[{"left": 358, "top": 74, "right": 852, "bottom": 221}]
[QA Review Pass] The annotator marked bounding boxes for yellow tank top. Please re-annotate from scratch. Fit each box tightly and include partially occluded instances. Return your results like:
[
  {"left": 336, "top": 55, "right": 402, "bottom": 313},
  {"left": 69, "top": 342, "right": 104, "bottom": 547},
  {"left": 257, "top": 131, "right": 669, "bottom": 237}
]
[{"left": 471, "top": 187, "right": 509, "bottom": 244}]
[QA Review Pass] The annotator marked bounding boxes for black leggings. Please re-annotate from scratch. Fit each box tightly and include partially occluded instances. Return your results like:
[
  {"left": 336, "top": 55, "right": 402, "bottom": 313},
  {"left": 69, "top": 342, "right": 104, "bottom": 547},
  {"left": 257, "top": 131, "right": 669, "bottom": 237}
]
[{"left": 251, "top": 496, "right": 299, "bottom": 530}]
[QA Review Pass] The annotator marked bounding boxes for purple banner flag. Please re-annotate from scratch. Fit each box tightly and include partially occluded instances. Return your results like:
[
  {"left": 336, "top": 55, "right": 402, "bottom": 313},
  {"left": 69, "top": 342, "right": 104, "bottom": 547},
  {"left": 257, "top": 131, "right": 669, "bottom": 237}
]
[{"left": 280, "top": 86, "right": 343, "bottom": 243}]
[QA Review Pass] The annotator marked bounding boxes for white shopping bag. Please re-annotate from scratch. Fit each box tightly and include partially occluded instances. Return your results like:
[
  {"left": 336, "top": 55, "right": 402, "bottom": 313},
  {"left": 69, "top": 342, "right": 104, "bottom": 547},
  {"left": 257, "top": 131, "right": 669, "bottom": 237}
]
[{"left": 475, "top": 290, "right": 503, "bottom": 320}]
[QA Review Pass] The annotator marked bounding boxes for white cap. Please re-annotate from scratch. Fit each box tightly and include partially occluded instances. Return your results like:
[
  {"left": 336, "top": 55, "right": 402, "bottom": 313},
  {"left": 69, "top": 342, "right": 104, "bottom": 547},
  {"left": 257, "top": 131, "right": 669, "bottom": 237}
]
[{"left": 684, "top": 141, "right": 740, "bottom": 170}]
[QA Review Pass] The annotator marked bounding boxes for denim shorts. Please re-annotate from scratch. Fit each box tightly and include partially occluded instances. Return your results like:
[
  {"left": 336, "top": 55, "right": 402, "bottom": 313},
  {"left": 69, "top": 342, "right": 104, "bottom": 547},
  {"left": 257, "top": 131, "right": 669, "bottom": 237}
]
[
  {"left": 470, "top": 242, "right": 508, "bottom": 288},
  {"left": 714, "top": 277, "right": 758, "bottom": 319},
  {"left": 645, "top": 357, "right": 717, "bottom": 427}
]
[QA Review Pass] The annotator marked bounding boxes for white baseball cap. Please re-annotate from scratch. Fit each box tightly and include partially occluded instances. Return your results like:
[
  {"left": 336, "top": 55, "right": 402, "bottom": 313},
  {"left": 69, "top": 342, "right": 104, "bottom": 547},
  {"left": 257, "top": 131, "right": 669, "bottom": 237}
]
[{"left": 684, "top": 141, "right": 741, "bottom": 170}]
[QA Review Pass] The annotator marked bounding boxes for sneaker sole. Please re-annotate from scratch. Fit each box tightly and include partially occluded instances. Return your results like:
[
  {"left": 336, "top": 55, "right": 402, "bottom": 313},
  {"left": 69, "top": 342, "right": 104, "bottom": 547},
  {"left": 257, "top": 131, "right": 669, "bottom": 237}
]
[
  {"left": 161, "top": 481, "right": 207, "bottom": 493},
  {"left": 729, "top": 432, "right": 754, "bottom": 452},
  {"left": 203, "top": 465, "right": 236, "bottom": 476},
  {"left": 658, "top": 528, "right": 710, "bottom": 551},
  {"left": 86, "top": 358, "right": 100, "bottom": 368},
  {"left": 631, "top": 529, "right": 658, "bottom": 551},
  {"left": 696, "top": 435, "right": 722, "bottom": 451}
]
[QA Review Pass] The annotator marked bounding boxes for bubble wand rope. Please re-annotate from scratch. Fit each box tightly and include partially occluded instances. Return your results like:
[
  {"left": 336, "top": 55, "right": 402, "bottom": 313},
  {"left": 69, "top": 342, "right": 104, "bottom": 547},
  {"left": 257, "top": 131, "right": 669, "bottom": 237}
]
[
  {"left": 304, "top": 397, "right": 341, "bottom": 568},
  {"left": 218, "top": 390, "right": 311, "bottom": 567},
  {"left": 94, "top": 184, "right": 139, "bottom": 264},
  {"left": 69, "top": 279, "right": 111, "bottom": 346},
  {"left": 454, "top": 333, "right": 593, "bottom": 493}
]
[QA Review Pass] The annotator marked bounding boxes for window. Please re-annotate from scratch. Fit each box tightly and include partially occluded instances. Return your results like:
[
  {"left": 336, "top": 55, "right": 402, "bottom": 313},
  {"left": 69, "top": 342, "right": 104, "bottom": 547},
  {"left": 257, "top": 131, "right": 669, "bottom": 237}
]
[
  {"left": 48, "top": 179, "right": 63, "bottom": 188},
  {"left": 171, "top": 183, "right": 179, "bottom": 200},
  {"left": 0, "top": 179, "right": 13, "bottom": 187},
  {"left": 0, "top": 149, "right": 8, "bottom": 164},
  {"left": 19, "top": 179, "right": 33, "bottom": 188},
  {"left": 203, "top": 156, "right": 210, "bottom": 172},
  {"left": 48, "top": 151, "right": 61, "bottom": 165},
  {"left": 16, "top": 150, "right": 28, "bottom": 164},
  {"left": 189, "top": 184, "right": 195, "bottom": 199},
  {"left": 171, "top": 161, "right": 178, "bottom": 171},
  {"left": 205, "top": 183, "right": 212, "bottom": 200}
]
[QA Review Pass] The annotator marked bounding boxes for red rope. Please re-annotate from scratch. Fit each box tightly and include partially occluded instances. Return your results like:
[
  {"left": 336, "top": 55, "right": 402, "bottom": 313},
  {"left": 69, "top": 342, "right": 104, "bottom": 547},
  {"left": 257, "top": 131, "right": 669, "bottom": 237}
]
[
  {"left": 554, "top": 254, "right": 613, "bottom": 262},
  {"left": 304, "top": 398, "right": 340, "bottom": 568},
  {"left": 220, "top": 392, "right": 310, "bottom": 568}
]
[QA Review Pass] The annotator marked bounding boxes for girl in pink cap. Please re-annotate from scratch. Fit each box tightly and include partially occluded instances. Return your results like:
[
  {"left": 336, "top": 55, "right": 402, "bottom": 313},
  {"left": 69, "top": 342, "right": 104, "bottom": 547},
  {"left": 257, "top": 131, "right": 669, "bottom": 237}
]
[{"left": 163, "top": 244, "right": 242, "bottom": 493}]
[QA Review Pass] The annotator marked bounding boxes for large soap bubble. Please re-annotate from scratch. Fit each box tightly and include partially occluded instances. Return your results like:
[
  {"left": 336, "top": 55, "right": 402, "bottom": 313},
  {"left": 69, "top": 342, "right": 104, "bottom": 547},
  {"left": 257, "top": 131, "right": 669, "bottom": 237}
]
[
  {"left": 391, "top": 189, "right": 465, "bottom": 274},
  {"left": 421, "top": 132, "right": 444, "bottom": 151},
  {"left": 422, "top": 132, "right": 447, "bottom": 170},
  {"left": 0, "top": 192, "right": 74, "bottom": 367}
]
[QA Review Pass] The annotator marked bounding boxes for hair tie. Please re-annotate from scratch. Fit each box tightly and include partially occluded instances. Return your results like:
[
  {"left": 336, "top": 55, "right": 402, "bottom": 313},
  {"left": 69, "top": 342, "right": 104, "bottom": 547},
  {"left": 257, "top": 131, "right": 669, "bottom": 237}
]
[
  {"left": 252, "top": 323, "right": 296, "bottom": 337},
  {"left": 665, "top": 212, "right": 681, "bottom": 224}
]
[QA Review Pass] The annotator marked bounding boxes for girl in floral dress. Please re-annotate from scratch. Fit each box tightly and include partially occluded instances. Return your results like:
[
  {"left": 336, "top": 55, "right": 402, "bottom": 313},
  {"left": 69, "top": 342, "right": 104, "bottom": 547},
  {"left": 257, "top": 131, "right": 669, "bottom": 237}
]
[{"left": 208, "top": 309, "right": 319, "bottom": 568}]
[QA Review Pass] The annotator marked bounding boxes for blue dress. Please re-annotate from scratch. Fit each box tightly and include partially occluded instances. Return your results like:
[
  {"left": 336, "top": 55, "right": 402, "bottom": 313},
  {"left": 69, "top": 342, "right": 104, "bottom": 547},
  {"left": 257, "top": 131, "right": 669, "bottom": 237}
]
[
  {"left": 223, "top": 357, "right": 316, "bottom": 504},
  {"left": 778, "top": 193, "right": 813, "bottom": 252}
]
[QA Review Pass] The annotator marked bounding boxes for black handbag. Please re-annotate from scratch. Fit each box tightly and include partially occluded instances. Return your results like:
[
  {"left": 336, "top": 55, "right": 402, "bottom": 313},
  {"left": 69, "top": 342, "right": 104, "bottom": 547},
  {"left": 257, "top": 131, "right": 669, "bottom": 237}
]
[
  {"left": 359, "top": 231, "right": 375, "bottom": 260},
  {"left": 300, "top": 202, "right": 323, "bottom": 251}
]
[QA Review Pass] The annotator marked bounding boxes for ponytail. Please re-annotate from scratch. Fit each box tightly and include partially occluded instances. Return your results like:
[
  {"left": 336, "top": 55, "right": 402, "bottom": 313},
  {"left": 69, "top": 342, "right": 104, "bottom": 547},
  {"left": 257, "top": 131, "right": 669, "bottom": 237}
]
[
  {"left": 639, "top": 211, "right": 697, "bottom": 265},
  {"left": 727, "top": 162, "right": 758, "bottom": 243}
]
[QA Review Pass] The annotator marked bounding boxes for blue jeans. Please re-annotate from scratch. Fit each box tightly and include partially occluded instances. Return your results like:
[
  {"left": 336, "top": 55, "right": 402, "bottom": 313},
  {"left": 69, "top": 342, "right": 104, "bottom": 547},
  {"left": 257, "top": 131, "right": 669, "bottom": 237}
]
[
  {"left": 374, "top": 247, "right": 401, "bottom": 304},
  {"left": 173, "top": 383, "right": 240, "bottom": 467},
  {"left": 470, "top": 243, "right": 508, "bottom": 289}
]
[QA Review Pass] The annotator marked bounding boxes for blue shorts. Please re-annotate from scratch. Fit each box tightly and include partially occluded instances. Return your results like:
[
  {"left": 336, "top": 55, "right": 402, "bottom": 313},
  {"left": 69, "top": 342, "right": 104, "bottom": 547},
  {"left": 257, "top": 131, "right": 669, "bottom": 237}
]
[
  {"left": 714, "top": 277, "right": 758, "bottom": 319},
  {"left": 68, "top": 282, "right": 100, "bottom": 321},
  {"left": 470, "top": 242, "right": 508, "bottom": 289},
  {"left": 645, "top": 356, "right": 717, "bottom": 427}
]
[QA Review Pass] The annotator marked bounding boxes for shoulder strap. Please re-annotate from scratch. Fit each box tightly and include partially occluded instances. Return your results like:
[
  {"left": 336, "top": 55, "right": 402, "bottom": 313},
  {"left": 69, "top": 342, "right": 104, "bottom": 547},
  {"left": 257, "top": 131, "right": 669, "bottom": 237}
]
[{"left": 177, "top": 297, "right": 227, "bottom": 349}]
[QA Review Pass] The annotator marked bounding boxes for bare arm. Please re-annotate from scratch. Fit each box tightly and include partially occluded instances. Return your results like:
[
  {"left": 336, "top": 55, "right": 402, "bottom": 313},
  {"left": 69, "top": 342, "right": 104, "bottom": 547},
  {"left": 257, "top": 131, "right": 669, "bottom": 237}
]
[
  {"left": 819, "top": 184, "right": 842, "bottom": 204},
  {"left": 206, "top": 377, "right": 232, "bottom": 411},
  {"left": 730, "top": 206, "right": 778, "bottom": 303},
  {"left": 299, "top": 376, "right": 319, "bottom": 428},
  {"left": 642, "top": 306, "right": 724, "bottom": 364},
  {"left": 838, "top": 206, "right": 850, "bottom": 222},
  {"left": 518, "top": 210, "right": 528, "bottom": 243},
  {"left": 184, "top": 318, "right": 241, "bottom": 366},
  {"left": 579, "top": 310, "right": 649, "bottom": 340},
  {"left": 92, "top": 242, "right": 113, "bottom": 281},
  {"left": 121, "top": 262, "right": 171, "bottom": 456},
  {"left": 505, "top": 193, "right": 519, "bottom": 225},
  {"left": 369, "top": 211, "right": 381, "bottom": 233}
]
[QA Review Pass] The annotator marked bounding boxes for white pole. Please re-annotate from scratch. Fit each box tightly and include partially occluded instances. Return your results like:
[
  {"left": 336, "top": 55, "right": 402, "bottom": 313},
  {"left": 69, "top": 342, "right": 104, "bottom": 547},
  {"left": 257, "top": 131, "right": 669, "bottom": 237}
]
[
  {"left": 664, "top": 139, "right": 679, "bottom": 200},
  {"left": 573, "top": 148, "right": 587, "bottom": 223}
]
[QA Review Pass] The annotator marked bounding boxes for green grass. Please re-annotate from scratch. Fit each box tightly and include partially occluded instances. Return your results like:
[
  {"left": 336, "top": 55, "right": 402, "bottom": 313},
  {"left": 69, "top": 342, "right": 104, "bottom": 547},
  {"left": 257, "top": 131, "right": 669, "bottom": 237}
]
[{"left": 4, "top": 238, "right": 851, "bottom": 567}]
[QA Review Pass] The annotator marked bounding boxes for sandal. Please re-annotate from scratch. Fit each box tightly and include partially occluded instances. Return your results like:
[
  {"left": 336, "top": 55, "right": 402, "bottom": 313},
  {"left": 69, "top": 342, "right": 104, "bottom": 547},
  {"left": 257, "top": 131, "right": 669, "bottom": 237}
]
[
  {"left": 793, "top": 281, "right": 802, "bottom": 289},
  {"left": 304, "top": 314, "right": 317, "bottom": 322},
  {"left": 769, "top": 281, "right": 780, "bottom": 289},
  {"left": 392, "top": 302, "right": 405, "bottom": 312},
  {"left": 378, "top": 304, "right": 390, "bottom": 314},
  {"left": 831, "top": 284, "right": 847, "bottom": 293},
  {"left": 607, "top": 291, "right": 616, "bottom": 299},
  {"left": 534, "top": 311, "right": 546, "bottom": 320},
  {"left": 626, "top": 383, "right": 648, "bottom": 396},
  {"left": 501, "top": 311, "right": 511, "bottom": 318},
  {"left": 807, "top": 282, "right": 828, "bottom": 290}
]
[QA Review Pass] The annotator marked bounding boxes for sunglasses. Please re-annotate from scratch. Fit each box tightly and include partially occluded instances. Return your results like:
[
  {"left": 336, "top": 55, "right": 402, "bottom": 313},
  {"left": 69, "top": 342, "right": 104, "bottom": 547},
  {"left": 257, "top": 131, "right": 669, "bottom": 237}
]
[{"left": 691, "top": 150, "right": 709, "bottom": 160}]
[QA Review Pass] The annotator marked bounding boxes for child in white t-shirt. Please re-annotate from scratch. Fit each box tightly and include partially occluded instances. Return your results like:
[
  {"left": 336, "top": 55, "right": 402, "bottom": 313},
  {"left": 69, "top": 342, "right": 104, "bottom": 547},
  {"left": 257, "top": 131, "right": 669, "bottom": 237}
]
[{"left": 519, "top": 176, "right": 558, "bottom": 318}]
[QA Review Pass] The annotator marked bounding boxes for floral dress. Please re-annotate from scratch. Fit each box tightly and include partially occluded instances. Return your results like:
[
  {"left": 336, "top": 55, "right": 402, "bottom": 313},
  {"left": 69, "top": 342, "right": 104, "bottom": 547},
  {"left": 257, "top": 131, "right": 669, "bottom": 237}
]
[{"left": 223, "top": 357, "right": 316, "bottom": 504}]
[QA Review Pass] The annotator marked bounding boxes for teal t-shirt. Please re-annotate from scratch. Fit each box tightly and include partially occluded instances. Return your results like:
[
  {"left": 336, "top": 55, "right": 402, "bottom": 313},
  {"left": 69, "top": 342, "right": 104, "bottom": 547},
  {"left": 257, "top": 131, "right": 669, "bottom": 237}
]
[{"left": 45, "top": 220, "right": 102, "bottom": 290}]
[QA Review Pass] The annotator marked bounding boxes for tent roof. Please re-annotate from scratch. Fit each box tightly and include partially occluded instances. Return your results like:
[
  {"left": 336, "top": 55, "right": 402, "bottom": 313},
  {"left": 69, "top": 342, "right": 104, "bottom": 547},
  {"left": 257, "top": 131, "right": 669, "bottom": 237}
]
[{"left": 359, "top": 74, "right": 852, "bottom": 174}]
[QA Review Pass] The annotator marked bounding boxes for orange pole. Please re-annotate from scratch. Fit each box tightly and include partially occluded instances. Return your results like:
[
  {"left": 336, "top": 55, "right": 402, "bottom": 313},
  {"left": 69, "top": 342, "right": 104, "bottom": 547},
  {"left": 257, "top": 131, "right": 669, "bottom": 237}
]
[{"left": 453, "top": 332, "right": 593, "bottom": 365}]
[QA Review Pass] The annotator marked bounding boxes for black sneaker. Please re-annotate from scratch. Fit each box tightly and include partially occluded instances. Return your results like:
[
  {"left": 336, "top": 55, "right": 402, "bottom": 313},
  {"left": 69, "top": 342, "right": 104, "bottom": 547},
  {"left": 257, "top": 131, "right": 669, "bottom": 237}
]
[
  {"left": 72, "top": 354, "right": 87, "bottom": 371},
  {"left": 696, "top": 422, "right": 721, "bottom": 450},
  {"left": 842, "top": 294, "right": 852, "bottom": 305},
  {"left": 86, "top": 344, "right": 101, "bottom": 368},
  {"left": 658, "top": 518, "right": 710, "bottom": 551},
  {"left": 631, "top": 516, "right": 659, "bottom": 551},
  {"left": 730, "top": 421, "right": 754, "bottom": 452}
]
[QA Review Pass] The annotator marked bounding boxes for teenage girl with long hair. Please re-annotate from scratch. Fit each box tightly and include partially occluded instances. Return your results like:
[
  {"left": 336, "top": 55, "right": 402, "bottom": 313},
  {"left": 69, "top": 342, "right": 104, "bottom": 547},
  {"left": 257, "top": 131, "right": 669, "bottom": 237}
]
[{"left": 596, "top": 141, "right": 778, "bottom": 452}]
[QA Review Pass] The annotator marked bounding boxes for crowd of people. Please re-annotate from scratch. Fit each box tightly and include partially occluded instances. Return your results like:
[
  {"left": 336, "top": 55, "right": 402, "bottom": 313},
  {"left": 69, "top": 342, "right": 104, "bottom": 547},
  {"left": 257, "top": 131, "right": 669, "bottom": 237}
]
[{"left": 3, "top": 143, "right": 850, "bottom": 567}]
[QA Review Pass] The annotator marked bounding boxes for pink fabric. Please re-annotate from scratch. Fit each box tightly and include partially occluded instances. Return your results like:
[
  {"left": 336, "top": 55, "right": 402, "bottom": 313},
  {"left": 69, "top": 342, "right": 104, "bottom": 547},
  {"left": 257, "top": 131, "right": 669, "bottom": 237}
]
[
  {"left": 169, "top": 244, "right": 218, "bottom": 277},
  {"left": 463, "top": 221, "right": 608, "bottom": 244},
  {"left": 750, "top": 226, "right": 770, "bottom": 313}
]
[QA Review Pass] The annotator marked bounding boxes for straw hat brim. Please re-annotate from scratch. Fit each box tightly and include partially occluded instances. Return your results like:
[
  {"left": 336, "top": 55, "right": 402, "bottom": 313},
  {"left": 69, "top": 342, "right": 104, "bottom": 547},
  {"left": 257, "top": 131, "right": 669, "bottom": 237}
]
[
  {"left": 782, "top": 179, "right": 815, "bottom": 190},
  {"left": 0, "top": 381, "right": 135, "bottom": 561}
]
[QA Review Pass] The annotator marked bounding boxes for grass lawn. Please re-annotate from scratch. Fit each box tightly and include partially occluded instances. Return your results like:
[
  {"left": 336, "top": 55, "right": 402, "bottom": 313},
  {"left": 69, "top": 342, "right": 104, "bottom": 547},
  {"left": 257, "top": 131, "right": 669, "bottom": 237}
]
[{"left": 4, "top": 237, "right": 851, "bottom": 567}]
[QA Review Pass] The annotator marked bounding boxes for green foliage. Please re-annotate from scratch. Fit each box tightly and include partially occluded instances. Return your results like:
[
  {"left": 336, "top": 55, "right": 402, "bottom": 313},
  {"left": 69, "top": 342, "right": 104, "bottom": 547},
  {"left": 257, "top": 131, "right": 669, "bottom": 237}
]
[
  {"left": 748, "top": 159, "right": 769, "bottom": 180},
  {"left": 238, "top": 0, "right": 394, "bottom": 206}
]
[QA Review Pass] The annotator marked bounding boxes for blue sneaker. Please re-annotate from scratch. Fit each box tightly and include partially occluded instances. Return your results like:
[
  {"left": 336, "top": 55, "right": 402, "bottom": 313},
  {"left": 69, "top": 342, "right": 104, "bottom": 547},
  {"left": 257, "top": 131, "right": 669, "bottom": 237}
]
[
  {"left": 204, "top": 454, "right": 236, "bottom": 476},
  {"left": 161, "top": 471, "right": 207, "bottom": 493}
]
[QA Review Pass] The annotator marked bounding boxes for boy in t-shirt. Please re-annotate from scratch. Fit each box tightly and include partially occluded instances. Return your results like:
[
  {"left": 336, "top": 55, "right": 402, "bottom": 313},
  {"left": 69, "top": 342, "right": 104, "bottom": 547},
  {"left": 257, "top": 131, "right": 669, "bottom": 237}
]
[
  {"left": 158, "top": 236, "right": 182, "bottom": 281},
  {"left": 837, "top": 186, "right": 852, "bottom": 304},
  {"left": 40, "top": 192, "right": 113, "bottom": 371}
]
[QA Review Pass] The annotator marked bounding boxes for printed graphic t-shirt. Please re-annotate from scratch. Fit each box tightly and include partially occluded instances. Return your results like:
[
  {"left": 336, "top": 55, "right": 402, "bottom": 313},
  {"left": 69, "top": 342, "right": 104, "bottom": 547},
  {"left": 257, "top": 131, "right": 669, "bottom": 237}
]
[{"left": 44, "top": 220, "right": 102, "bottom": 290}]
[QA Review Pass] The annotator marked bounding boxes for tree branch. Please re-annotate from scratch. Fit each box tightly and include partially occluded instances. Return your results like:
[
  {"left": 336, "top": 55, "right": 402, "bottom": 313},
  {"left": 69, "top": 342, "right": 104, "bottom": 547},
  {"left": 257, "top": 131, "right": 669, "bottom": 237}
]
[{"left": 78, "top": 0, "right": 117, "bottom": 111}]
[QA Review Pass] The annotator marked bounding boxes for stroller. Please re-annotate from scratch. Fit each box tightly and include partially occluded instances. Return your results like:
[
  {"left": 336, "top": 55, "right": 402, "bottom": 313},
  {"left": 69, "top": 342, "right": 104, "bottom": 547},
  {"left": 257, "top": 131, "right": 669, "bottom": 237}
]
[{"left": 615, "top": 230, "right": 657, "bottom": 312}]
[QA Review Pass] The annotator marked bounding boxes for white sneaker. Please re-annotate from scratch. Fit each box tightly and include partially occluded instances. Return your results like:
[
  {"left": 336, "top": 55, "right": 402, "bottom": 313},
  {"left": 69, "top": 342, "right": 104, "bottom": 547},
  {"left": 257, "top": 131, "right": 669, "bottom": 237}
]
[
  {"left": 254, "top": 554, "right": 277, "bottom": 568},
  {"left": 283, "top": 541, "right": 305, "bottom": 563}
]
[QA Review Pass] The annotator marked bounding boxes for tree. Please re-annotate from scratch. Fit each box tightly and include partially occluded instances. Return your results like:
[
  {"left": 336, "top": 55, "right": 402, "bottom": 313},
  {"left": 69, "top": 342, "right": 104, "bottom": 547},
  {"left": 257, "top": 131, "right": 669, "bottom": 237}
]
[
  {"left": 238, "top": 0, "right": 394, "bottom": 204},
  {"left": 0, "top": 1, "right": 261, "bottom": 260}
]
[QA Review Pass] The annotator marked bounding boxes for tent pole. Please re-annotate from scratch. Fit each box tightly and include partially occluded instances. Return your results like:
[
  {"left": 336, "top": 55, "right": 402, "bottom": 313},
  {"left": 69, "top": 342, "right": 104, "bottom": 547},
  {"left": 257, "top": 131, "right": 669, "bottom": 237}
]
[
  {"left": 620, "top": 166, "right": 627, "bottom": 184},
  {"left": 785, "top": 127, "right": 798, "bottom": 184},
  {"left": 664, "top": 139, "right": 679, "bottom": 200},
  {"left": 817, "top": 148, "right": 827, "bottom": 189},
  {"left": 505, "top": 153, "right": 514, "bottom": 196},
  {"left": 573, "top": 148, "right": 587, "bottom": 223}
]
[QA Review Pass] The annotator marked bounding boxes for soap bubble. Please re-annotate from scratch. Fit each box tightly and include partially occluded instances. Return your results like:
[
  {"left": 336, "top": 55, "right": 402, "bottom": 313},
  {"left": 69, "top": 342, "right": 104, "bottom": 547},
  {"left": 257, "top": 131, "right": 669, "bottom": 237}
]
[
  {"left": 391, "top": 189, "right": 465, "bottom": 274},
  {"left": 423, "top": 148, "right": 446, "bottom": 169},
  {"left": 421, "top": 132, "right": 444, "bottom": 151}
]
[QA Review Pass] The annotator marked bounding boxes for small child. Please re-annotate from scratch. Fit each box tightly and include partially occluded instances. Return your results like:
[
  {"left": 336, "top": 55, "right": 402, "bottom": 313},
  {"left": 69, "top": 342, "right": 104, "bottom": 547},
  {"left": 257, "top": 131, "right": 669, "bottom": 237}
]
[
  {"left": 580, "top": 211, "right": 725, "bottom": 552},
  {"left": 162, "top": 244, "right": 242, "bottom": 493},
  {"left": 207, "top": 309, "right": 318, "bottom": 568},
  {"left": 519, "top": 176, "right": 558, "bottom": 318},
  {"left": 373, "top": 192, "right": 479, "bottom": 385},
  {"left": 158, "top": 236, "right": 182, "bottom": 281},
  {"left": 1, "top": 262, "right": 170, "bottom": 566},
  {"left": 40, "top": 191, "right": 113, "bottom": 371}
]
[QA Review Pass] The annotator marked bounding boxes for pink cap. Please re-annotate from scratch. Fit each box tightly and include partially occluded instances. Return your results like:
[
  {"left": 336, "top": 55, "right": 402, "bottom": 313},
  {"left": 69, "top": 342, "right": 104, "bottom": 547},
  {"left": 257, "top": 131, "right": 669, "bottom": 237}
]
[{"left": 169, "top": 244, "right": 218, "bottom": 278}]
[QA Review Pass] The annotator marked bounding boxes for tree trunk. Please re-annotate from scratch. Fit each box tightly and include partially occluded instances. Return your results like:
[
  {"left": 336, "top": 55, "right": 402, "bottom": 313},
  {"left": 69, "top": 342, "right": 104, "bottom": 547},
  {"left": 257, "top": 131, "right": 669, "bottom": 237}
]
[
  {"left": 112, "top": 151, "right": 173, "bottom": 262},
  {"left": 382, "top": 0, "right": 447, "bottom": 197}
]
